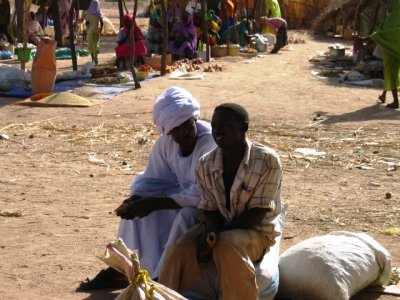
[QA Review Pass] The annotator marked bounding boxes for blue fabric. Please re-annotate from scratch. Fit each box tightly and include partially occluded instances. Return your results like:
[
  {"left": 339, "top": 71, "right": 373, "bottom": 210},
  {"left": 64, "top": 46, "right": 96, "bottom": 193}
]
[{"left": 0, "top": 74, "right": 157, "bottom": 99}]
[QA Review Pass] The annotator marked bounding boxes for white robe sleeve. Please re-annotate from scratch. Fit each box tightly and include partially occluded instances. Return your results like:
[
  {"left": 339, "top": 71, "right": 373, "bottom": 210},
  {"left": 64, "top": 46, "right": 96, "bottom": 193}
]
[
  {"left": 169, "top": 134, "right": 216, "bottom": 207},
  {"left": 131, "top": 137, "right": 180, "bottom": 197}
]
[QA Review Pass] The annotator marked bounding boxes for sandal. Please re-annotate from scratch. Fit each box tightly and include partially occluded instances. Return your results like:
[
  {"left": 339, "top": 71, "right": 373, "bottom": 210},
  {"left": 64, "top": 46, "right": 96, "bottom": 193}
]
[
  {"left": 76, "top": 268, "right": 129, "bottom": 291},
  {"left": 378, "top": 95, "right": 386, "bottom": 103},
  {"left": 386, "top": 102, "right": 399, "bottom": 109}
]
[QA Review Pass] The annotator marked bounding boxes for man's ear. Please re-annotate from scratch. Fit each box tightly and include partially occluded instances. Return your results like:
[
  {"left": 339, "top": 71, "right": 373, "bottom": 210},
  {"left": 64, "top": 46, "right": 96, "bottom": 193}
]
[{"left": 242, "top": 121, "right": 249, "bottom": 132}]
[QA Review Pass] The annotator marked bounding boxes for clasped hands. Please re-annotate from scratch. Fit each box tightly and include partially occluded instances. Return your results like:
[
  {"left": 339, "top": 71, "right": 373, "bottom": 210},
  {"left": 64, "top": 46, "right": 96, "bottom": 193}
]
[{"left": 115, "top": 195, "right": 159, "bottom": 219}]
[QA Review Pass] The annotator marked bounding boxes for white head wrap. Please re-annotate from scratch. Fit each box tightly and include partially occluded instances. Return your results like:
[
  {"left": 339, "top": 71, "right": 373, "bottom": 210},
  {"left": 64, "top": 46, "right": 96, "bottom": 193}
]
[{"left": 153, "top": 86, "right": 200, "bottom": 135}]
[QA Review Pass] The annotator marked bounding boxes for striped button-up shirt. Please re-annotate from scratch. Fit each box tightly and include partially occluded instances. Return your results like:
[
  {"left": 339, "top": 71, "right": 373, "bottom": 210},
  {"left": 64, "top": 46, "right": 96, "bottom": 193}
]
[{"left": 196, "top": 139, "right": 282, "bottom": 243}]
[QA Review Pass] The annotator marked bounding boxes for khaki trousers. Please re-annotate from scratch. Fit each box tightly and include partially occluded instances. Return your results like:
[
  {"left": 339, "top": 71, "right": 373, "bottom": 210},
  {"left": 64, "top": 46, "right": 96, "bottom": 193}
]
[{"left": 159, "top": 224, "right": 271, "bottom": 300}]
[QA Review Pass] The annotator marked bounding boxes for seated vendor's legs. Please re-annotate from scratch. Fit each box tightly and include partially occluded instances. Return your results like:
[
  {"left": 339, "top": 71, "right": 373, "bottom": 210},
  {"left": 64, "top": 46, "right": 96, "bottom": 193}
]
[
  {"left": 160, "top": 226, "right": 270, "bottom": 300},
  {"left": 159, "top": 223, "right": 204, "bottom": 292},
  {"left": 155, "top": 207, "right": 201, "bottom": 277},
  {"left": 29, "top": 35, "right": 41, "bottom": 46},
  {"left": 213, "top": 229, "right": 269, "bottom": 300}
]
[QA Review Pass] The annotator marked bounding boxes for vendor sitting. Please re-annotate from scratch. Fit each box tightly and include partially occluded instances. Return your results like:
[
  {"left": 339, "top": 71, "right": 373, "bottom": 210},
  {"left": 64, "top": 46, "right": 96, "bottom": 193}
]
[
  {"left": 168, "top": 11, "right": 197, "bottom": 60},
  {"left": 28, "top": 12, "right": 45, "bottom": 46},
  {"left": 260, "top": 17, "right": 288, "bottom": 54},
  {"left": 115, "top": 14, "right": 147, "bottom": 69}
]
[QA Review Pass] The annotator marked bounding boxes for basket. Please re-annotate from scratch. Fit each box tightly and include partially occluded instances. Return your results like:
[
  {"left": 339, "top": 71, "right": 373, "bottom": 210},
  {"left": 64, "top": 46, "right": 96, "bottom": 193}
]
[
  {"left": 227, "top": 45, "right": 240, "bottom": 56},
  {"left": 143, "top": 54, "right": 172, "bottom": 69},
  {"left": 211, "top": 46, "right": 228, "bottom": 57}
]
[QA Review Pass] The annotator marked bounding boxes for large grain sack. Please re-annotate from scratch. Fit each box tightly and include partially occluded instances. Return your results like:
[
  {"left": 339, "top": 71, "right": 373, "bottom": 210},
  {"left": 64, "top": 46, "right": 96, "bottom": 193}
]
[
  {"left": 277, "top": 231, "right": 392, "bottom": 300},
  {"left": 100, "top": 239, "right": 187, "bottom": 300}
]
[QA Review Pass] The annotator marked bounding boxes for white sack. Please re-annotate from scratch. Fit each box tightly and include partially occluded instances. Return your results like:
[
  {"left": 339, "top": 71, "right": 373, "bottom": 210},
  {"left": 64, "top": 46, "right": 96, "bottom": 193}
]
[{"left": 277, "top": 231, "right": 392, "bottom": 300}]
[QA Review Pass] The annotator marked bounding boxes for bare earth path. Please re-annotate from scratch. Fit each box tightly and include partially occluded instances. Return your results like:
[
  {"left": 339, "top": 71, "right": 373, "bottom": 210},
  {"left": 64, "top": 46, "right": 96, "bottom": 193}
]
[{"left": 0, "top": 11, "right": 399, "bottom": 300}]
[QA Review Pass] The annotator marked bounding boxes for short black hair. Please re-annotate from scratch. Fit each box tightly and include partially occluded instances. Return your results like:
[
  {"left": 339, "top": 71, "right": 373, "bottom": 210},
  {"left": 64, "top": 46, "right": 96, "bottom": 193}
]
[{"left": 214, "top": 103, "right": 249, "bottom": 124}]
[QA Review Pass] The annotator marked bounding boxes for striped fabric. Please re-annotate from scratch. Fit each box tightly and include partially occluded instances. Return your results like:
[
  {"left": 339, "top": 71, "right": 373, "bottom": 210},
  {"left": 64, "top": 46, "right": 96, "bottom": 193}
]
[{"left": 196, "top": 139, "right": 283, "bottom": 243}]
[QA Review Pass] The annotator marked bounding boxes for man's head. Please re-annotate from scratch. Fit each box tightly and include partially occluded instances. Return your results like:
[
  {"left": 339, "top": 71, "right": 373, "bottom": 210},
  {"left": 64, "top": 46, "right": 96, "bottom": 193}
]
[
  {"left": 211, "top": 103, "right": 249, "bottom": 149},
  {"left": 153, "top": 86, "right": 200, "bottom": 154}
]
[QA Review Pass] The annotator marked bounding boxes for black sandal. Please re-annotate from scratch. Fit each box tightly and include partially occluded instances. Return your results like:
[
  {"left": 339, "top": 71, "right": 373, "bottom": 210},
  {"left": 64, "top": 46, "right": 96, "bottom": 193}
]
[
  {"left": 76, "top": 268, "right": 129, "bottom": 291},
  {"left": 386, "top": 102, "right": 399, "bottom": 109}
]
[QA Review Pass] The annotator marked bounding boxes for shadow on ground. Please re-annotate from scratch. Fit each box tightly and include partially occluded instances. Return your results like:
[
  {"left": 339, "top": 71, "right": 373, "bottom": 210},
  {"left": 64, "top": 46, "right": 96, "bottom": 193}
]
[{"left": 320, "top": 104, "right": 400, "bottom": 124}]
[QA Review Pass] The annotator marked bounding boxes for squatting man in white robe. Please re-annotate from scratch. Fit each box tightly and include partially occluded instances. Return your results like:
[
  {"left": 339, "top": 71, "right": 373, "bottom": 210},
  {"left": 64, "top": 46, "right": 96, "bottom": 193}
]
[{"left": 78, "top": 86, "right": 216, "bottom": 290}]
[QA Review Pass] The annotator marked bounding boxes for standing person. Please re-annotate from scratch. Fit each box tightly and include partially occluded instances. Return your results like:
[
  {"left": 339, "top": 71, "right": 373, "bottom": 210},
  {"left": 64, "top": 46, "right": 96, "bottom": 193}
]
[
  {"left": 159, "top": 103, "right": 283, "bottom": 300},
  {"left": 370, "top": 0, "right": 400, "bottom": 109},
  {"left": 85, "top": 0, "right": 103, "bottom": 65},
  {"left": 0, "top": 0, "right": 14, "bottom": 44},
  {"left": 77, "top": 86, "right": 216, "bottom": 290},
  {"left": 260, "top": 16, "right": 288, "bottom": 54},
  {"left": 115, "top": 14, "right": 147, "bottom": 69}
]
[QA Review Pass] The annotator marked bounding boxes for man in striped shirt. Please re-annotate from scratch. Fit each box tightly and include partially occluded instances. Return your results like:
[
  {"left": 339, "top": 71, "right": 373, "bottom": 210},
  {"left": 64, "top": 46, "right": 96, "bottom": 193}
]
[{"left": 159, "top": 103, "right": 283, "bottom": 300}]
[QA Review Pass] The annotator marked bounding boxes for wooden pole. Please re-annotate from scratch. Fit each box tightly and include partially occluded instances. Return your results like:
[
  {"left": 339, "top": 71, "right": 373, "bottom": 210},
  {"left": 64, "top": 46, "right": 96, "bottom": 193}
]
[
  {"left": 21, "top": 0, "right": 31, "bottom": 71},
  {"left": 200, "top": 0, "right": 210, "bottom": 62},
  {"left": 160, "top": 0, "right": 168, "bottom": 75},
  {"left": 51, "top": 0, "right": 63, "bottom": 47},
  {"left": 118, "top": 0, "right": 124, "bottom": 28},
  {"left": 130, "top": 0, "right": 141, "bottom": 89},
  {"left": 221, "top": 0, "right": 231, "bottom": 53},
  {"left": 123, "top": 0, "right": 130, "bottom": 15},
  {"left": 69, "top": 0, "right": 78, "bottom": 71}
]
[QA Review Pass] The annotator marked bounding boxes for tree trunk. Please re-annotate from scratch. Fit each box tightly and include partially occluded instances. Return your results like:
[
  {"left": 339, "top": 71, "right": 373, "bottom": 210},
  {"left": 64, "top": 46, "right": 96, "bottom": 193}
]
[
  {"left": 52, "top": 0, "right": 63, "bottom": 47},
  {"left": 130, "top": 0, "right": 141, "bottom": 89},
  {"left": 160, "top": 0, "right": 168, "bottom": 76},
  {"left": 15, "top": 0, "right": 25, "bottom": 41},
  {"left": 200, "top": 0, "right": 210, "bottom": 62},
  {"left": 69, "top": 0, "right": 78, "bottom": 71},
  {"left": 118, "top": 0, "right": 124, "bottom": 28}
]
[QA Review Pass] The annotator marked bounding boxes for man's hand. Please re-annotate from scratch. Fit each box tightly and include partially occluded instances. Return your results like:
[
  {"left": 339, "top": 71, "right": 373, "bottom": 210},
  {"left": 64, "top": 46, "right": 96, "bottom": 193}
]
[
  {"left": 114, "top": 196, "right": 179, "bottom": 219},
  {"left": 196, "top": 230, "right": 216, "bottom": 263},
  {"left": 115, "top": 196, "right": 158, "bottom": 219}
]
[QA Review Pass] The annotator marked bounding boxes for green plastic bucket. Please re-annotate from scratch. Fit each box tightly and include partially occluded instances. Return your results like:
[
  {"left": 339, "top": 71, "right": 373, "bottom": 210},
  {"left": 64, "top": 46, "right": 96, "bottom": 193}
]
[{"left": 17, "top": 48, "right": 32, "bottom": 62}]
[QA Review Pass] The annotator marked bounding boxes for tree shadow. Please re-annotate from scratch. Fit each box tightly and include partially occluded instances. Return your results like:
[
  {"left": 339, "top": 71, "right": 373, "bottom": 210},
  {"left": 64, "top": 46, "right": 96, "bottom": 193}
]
[{"left": 320, "top": 104, "right": 400, "bottom": 124}]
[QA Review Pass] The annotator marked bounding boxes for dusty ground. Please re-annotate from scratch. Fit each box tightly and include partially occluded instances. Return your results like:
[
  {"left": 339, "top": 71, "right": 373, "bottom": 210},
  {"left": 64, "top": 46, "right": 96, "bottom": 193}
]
[{"left": 0, "top": 2, "right": 399, "bottom": 299}]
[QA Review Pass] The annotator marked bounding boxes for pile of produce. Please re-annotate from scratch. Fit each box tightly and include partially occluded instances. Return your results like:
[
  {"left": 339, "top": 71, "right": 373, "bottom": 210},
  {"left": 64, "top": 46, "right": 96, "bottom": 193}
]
[
  {"left": 90, "top": 66, "right": 118, "bottom": 78},
  {"left": 203, "top": 64, "right": 223, "bottom": 72},
  {"left": 137, "top": 64, "right": 154, "bottom": 72},
  {"left": 89, "top": 76, "right": 131, "bottom": 85}
]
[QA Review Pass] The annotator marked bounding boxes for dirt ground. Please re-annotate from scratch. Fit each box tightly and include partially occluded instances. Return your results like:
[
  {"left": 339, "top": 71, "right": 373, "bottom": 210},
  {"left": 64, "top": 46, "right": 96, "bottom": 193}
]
[{"left": 0, "top": 2, "right": 399, "bottom": 299}]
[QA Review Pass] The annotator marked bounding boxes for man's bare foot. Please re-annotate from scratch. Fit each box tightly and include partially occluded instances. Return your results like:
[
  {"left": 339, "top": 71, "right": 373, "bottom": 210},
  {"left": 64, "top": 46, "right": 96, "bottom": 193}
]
[
  {"left": 386, "top": 102, "right": 399, "bottom": 109},
  {"left": 378, "top": 94, "right": 386, "bottom": 103}
]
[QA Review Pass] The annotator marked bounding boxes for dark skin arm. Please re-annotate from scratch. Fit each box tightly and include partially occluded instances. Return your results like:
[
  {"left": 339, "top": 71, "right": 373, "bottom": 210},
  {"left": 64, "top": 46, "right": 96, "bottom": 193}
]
[
  {"left": 99, "top": 17, "right": 104, "bottom": 33},
  {"left": 197, "top": 208, "right": 268, "bottom": 262},
  {"left": 221, "top": 207, "right": 269, "bottom": 232},
  {"left": 115, "top": 195, "right": 181, "bottom": 219}
]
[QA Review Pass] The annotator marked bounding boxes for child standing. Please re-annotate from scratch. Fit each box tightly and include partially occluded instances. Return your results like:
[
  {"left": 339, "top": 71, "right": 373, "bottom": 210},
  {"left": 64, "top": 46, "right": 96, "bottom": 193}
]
[{"left": 85, "top": 0, "right": 103, "bottom": 65}]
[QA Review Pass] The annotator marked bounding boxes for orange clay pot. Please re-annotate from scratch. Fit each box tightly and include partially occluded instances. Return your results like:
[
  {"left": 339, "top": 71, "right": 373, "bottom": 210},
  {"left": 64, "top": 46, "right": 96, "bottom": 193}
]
[{"left": 31, "top": 37, "right": 57, "bottom": 95}]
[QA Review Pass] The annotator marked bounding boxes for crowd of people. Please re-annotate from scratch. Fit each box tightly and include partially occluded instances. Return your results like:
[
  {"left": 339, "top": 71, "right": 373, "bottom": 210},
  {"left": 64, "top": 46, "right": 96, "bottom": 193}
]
[{"left": 0, "top": 0, "right": 288, "bottom": 66}]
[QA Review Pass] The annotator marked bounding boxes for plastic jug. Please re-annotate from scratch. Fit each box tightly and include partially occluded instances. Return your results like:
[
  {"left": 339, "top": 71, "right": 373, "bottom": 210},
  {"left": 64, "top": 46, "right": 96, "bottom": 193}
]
[{"left": 31, "top": 37, "right": 57, "bottom": 94}]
